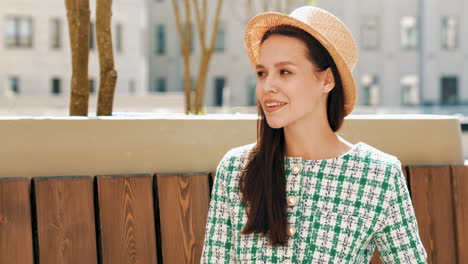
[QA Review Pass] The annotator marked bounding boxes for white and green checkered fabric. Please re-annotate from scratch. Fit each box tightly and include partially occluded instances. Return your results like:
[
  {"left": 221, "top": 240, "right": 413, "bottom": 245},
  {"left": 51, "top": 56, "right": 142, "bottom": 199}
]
[{"left": 201, "top": 142, "right": 427, "bottom": 263}]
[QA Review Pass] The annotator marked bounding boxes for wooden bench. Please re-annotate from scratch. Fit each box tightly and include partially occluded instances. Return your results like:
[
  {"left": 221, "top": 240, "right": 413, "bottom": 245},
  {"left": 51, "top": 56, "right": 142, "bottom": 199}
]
[{"left": 1, "top": 165, "right": 467, "bottom": 264}]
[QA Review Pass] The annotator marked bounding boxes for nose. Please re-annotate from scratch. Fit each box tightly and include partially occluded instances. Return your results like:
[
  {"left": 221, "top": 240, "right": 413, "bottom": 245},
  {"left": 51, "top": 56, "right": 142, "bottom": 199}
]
[{"left": 261, "top": 74, "right": 279, "bottom": 94}]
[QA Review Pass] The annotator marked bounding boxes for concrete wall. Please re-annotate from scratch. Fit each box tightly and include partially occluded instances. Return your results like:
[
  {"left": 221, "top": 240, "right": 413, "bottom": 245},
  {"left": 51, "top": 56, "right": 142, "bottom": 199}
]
[{"left": 0, "top": 114, "right": 463, "bottom": 178}]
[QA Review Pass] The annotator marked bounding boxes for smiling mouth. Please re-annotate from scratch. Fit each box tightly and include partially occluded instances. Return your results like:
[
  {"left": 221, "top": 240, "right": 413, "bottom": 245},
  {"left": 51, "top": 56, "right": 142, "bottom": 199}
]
[
  {"left": 265, "top": 102, "right": 287, "bottom": 107},
  {"left": 264, "top": 102, "right": 287, "bottom": 113}
]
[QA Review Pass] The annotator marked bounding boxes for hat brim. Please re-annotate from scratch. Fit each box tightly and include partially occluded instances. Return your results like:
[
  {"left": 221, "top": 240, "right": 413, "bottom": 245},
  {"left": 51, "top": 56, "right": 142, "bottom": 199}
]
[{"left": 244, "top": 12, "right": 357, "bottom": 116}]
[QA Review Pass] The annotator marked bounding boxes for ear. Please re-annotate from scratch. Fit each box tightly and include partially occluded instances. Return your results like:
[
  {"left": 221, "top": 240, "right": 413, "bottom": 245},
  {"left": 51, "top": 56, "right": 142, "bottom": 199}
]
[{"left": 321, "top": 67, "right": 335, "bottom": 93}]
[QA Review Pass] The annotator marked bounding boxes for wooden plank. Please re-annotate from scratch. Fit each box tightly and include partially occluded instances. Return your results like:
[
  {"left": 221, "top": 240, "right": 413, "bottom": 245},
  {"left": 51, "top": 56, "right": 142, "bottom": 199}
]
[
  {"left": 156, "top": 173, "right": 210, "bottom": 264},
  {"left": 451, "top": 165, "right": 468, "bottom": 263},
  {"left": 409, "top": 166, "right": 457, "bottom": 264},
  {"left": 34, "top": 176, "right": 98, "bottom": 264},
  {"left": 97, "top": 174, "right": 157, "bottom": 264},
  {"left": 0, "top": 178, "right": 34, "bottom": 264}
]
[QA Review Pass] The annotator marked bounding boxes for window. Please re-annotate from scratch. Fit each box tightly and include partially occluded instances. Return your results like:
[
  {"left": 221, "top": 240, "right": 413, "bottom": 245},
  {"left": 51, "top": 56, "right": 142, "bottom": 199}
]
[
  {"left": 115, "top": 23, "right": 123, "bottom": 53},
  {"left": 90, "top": 21, "right": 95, "bottom": 50},
  {"left": 441, "top": 76, "right": 458, "bottom": 105},
  {"left": 50, "top": 18, "right": 61, "bottom": 49},
  {"left": 361, "top": 16, "right": 379, "bottom": 50},
  {"left": 361, "top": 74, "right": 379, "bottom": 106},
  {"left": 156, "top": 24, "right": 166, "bottom": 54},
  {"left": 214, "top": 77, "right": 226, "bottom": 107},
  {"left": 153, "top": 77, "right": 167, "bottom": 92},
  {"left": 51, "top": 77, "right": 61, "bottom": 95},
  {"left": 247, "top": 76, "right": 257, "bottom": 106},
  {"left": 400, "top": 16, "right": 418, "bottom": 49},
  {"left": 401, "top": 74, "right": 419, "bottom": 105},
  {"left": 5, "top": 17, "right": 33, "bottom": 48},
  {"left": 8, "top": 76, "right": 20, "bottom": 94},
  {"left": 441, "top": 16, "right": 458, "bottom": 50},
  {"left": 215, "top": 21, "right": 225, "bottom": 52},
  {"left": 89, "top": 78, "right": 96, "bottom": 94}
]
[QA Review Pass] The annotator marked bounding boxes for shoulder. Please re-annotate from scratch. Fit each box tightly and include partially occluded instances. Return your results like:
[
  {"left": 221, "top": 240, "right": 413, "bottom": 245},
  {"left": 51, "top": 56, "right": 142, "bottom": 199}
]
[
  {"left": 216, "top": 142, "right": 256, "bottom": 172},
  {"left": 356, "top": 142, "right": 404, "bottom": 193},
  {"left": 358, "top": 141, "right": 406, "bottom": 194},
  {"left": 357, "top": 141, "right": 402, "bottom": 169},
  {"left": 220, "top": 142, "right": 256, "bottom": 163}
]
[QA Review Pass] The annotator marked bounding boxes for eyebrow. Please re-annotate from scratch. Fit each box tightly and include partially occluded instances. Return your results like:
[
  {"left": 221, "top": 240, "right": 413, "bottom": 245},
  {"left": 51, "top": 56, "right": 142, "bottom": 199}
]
[{"left": 255, "top": 61, "right": 296, "bottom": 69}]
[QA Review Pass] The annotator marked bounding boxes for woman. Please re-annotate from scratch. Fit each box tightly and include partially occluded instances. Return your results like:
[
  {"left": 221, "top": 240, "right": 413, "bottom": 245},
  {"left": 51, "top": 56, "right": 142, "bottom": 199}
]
[{"left": 201, "top": 6, "right": 427, "bottom": 264}]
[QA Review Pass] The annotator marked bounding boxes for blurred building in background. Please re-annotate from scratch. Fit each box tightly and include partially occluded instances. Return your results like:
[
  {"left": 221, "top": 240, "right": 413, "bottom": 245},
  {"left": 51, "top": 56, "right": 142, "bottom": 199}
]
[
  {"left": 149, "top": 0, "right": 468, "bottom": 110},
  {"left": 319, "top": 0, "right": 468, "bottom": 108},
  {"left": 0, "top": 0, "right": 467, "bottom": 113},
  {"left": 0, "top": 0, "right": 148, "bottom": 98}
]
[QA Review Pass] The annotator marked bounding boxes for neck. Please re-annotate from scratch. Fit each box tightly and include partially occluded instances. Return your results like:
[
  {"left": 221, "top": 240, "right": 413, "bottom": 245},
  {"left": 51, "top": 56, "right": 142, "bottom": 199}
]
[{"left": 283, "top": 115, "right": 351, "bottom": 160}]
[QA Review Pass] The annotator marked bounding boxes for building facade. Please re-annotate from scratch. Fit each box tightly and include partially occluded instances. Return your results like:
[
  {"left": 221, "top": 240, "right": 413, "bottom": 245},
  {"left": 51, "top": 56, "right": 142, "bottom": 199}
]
[
  {"left": 0, "top": 0, "right": 147, "bottom": 97},
  {"left": 1, "top": 0, "right": 467, "bottom": 110},
  {"left": 319, "top": 0, "right": 468, "bottom": 107},
  {"left": 149, "top": 0, "right": 468, "bottom": 108}
]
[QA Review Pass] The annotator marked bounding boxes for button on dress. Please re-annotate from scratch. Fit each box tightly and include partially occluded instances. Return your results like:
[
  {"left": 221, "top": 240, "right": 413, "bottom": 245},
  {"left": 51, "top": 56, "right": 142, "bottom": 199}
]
[{"left": 200, "top": 142, "right": 428, "bottom": 263}]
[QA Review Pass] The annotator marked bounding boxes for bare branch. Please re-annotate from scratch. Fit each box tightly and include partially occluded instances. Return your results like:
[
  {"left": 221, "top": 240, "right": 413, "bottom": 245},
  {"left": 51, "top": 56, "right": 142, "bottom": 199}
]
[
  {"left": 202, "top": 0, "right": 207, "bottom": 28},
  {"left": 184, "top": 0, "right": 193, "bottom": 53},
  {"left": 208, "top": 0, "right": 224, "bottom": 51},
  {"left": 96, "top": 0, "right": 117, "bottom": 116},
  {"left": 275, "top": 0, "right": 282, "bottom": 13},
  {"left": 172, "top": 0, "right": 193, "bottom": 113},
  {"left": 286, "top": 0, "right": 293, "bottom": 13},
  {"left": 262, "top": 0, "right": 269, "bottom": 11},
  {"left": 246, "top": 0, "right": 254, "bottom": 19},
  {"left": 192, "top": 0, "right": 206, "bottom": 49},
  {"left": 66, "top": 0, "right": 90, "bottom": 116},
  {"left": 171, "top": 0, "right": 184, "bottom": 45}
]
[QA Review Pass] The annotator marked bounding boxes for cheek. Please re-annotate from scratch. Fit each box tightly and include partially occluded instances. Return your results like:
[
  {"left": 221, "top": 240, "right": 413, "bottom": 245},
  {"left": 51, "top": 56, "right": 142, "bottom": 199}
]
[
  {"left": 292, "top": 85, "right": 321, "bottom": 110},
  {"left": 255, "top": 85, "right": 263, "bottom": 102}
]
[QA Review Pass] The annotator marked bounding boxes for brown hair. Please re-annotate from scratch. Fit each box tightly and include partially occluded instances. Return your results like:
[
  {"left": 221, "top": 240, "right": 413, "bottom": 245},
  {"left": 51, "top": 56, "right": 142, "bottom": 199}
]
[{"left": 238, "top": 24, "right": 347, "bottom": 246}]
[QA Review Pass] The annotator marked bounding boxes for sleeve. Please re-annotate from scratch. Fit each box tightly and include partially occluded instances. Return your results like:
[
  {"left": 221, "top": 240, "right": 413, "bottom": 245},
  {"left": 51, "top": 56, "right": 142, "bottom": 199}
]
[
  {"left": 373, "top": 160, "right": 428, "bottom": 264},
  {"left": 200, "top": 152, "right": 237, "bottom": 263}
]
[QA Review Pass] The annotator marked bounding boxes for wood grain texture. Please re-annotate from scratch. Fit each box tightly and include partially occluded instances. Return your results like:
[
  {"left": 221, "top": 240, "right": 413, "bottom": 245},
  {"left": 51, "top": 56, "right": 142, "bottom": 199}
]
[
  {"left": 156, "top": 173, "right": 210, "bottom": 264},
  {"left": 34, "top": 176, "right": 98, "bottom": 264},
  {"left": 451, "top": 165, "right": 468, "bottom": 263},
  {"left": 0, "top": 178, "right": 34, "bottom": 264},
  {"left": 97, "top": 174, "right": 157, "bottom": 264},
  {"left": 409, "top": 166, "right": 457, "bottom": 264}
]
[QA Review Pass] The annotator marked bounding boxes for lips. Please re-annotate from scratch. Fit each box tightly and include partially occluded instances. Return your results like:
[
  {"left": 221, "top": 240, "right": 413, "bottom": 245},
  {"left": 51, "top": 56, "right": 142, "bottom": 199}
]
[
  {"left": 264, "top": 99, "right": 288, "bottom": 113},
  {"left": 265, "top": 102, "right": 287, "bottom": 107}
]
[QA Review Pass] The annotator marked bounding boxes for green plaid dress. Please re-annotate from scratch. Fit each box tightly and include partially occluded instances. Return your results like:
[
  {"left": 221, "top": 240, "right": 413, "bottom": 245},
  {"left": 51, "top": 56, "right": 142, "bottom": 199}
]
[{"left": 201, "top": 141, "right": 427, "bottom": 263}]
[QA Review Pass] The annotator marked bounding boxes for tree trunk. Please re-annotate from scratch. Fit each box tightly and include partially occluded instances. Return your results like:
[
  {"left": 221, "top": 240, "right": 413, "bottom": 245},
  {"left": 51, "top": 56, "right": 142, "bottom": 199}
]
[
  {"left": 192, "top": 0, "right": 224, "bottom": 114},
  {"left": 194, "top": 51, "right": 211, "bottom": 113},
  {"left": 66, "top": 0, "right": 90, "bottom": 116},
  {"left": 172, "top": 0, "right": 194, "bottom": 114},
  {"left": 182, "top": 54, "right": 192, "bottom": 113},
  {"left": 96, "top": 0, "right": 117, "bottom": 116}
]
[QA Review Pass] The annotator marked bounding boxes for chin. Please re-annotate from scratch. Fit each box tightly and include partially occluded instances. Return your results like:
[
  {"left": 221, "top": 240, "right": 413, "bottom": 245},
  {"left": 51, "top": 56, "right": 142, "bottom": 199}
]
[{"left": 266, "top": 118, "right": 286, "bottom": 129}]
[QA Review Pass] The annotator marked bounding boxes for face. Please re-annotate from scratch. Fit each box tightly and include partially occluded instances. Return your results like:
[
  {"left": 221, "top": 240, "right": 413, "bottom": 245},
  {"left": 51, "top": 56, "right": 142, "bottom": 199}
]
[{"left": 255, "top": 34, "right": 334, "bottom": 129}]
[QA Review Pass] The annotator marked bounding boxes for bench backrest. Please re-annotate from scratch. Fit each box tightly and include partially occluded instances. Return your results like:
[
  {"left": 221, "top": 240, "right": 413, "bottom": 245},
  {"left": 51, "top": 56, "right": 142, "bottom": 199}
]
[{"left": 1, "top": 165, "right": 467, "bottom": 263}]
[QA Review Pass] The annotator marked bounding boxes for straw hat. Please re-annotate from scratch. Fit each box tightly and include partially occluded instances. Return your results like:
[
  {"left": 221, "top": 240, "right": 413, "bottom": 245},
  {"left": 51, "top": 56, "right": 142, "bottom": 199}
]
[{"left": 244, "top": 6, "right": 358, "bottom": 116}]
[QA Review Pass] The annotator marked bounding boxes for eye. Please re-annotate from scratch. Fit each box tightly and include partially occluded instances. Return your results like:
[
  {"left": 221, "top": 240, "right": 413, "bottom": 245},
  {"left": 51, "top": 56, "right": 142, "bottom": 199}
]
[
  {"left": 280, "top": 69, "right": 291, "bottom": 75},
  {"left": 257, "top": 71, "right": 266, "bottom": 78}
]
